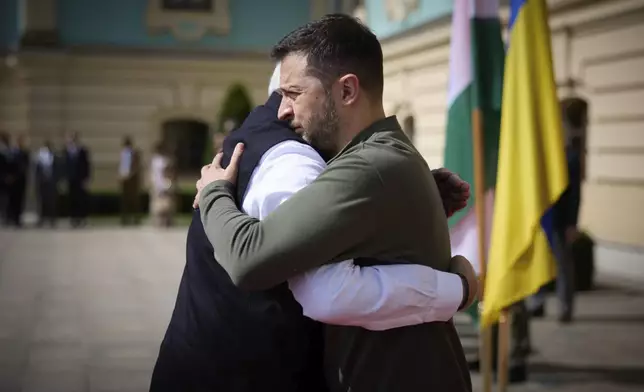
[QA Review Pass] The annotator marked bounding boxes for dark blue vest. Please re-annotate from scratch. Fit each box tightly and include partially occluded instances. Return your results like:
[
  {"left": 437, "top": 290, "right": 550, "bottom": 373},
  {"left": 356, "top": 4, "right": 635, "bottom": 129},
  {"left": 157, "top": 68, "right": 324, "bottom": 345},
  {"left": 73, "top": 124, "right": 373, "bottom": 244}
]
[{"left": 150, "top": 93, "right": 327, "bottom": 392}]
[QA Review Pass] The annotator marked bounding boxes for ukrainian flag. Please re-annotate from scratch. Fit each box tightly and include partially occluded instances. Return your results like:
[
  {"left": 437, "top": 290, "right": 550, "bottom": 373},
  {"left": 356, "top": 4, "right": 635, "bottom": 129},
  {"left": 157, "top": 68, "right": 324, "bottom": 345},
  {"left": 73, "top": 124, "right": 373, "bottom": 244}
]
[{"left": 481, "top": 0, "right": 569, "bottom": 328}]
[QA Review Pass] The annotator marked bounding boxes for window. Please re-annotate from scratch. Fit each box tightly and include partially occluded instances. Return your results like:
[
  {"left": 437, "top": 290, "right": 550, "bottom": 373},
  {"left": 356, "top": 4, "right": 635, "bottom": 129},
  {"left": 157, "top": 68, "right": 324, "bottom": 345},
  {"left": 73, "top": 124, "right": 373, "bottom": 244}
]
[
  {"left": 147, "top": 0, "right": 230, "bottom": 39},
  {"left": 162, "top": 0, "right": 213, "bottom": 12},
  {"left": 162, "top": 119, "right": 210, "bottom": 176}
]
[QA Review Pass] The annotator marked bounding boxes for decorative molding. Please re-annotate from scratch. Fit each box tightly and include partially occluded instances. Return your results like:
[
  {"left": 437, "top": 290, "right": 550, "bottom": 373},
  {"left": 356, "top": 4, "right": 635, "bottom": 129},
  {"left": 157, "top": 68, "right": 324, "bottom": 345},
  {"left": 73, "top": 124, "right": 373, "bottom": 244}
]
[
  {"left": 381, "top": 0, "right": 644, "bottom": 50},
  {"left": 146, "top": 0, "right": 231, "bottom": 41},
  {"left": 18, "top": 45, "right": 269, "bottom": 62},
  {"left": 21, "top": 0, "right": 59, "bottom": 48},
  {"left": 310, "top": 0, "right": 330, "bottom": 21},
  {"left": 385, "top": 0, "right": 419, "bottom": 22}
]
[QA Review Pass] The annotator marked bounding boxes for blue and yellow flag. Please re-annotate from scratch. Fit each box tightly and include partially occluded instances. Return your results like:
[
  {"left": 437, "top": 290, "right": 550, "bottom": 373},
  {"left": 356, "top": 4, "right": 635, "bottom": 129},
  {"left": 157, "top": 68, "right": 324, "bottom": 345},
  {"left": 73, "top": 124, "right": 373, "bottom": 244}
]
[{"left": 481, "top": 0, "right": 568, "bottom": 328}]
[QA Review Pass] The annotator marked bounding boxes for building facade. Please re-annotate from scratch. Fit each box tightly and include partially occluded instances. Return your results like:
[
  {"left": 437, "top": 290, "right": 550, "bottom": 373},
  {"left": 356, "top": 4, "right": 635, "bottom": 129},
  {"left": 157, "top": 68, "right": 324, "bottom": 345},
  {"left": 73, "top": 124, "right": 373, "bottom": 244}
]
[
  {"left": 2, "top": 0, "right": 643, "bottom": 275},
  {"left": 0, "top": 0, "right": 330, "bottom": 190},
  {"left": 358, "top": 0, "right": 644, "bottom": 279}
]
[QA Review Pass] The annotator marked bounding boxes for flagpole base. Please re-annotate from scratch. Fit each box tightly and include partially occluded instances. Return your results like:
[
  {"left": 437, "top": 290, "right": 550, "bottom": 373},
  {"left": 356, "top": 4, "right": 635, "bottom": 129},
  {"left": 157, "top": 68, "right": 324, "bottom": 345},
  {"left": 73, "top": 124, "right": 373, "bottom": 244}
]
[{"left": 478, "top": 302, "right": 494, "bottom": 392}]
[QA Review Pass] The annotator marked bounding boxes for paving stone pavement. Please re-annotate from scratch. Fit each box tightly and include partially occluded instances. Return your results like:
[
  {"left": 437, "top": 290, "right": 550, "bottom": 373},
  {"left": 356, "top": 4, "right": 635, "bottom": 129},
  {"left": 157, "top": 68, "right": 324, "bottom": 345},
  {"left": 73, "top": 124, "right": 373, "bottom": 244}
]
[
  {"left": 468, "top": 275, "right": 644, "bottom": 392},
  {"left": 1, "top": 227, "right": 643, "bottom": 392}
]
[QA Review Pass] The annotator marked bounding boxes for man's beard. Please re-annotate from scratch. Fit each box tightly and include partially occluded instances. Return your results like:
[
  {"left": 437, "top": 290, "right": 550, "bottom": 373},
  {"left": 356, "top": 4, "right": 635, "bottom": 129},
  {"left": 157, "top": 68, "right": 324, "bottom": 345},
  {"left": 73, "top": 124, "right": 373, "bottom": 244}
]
[{"left": 302, "top": 93, "right": 340, "bottom": 160}]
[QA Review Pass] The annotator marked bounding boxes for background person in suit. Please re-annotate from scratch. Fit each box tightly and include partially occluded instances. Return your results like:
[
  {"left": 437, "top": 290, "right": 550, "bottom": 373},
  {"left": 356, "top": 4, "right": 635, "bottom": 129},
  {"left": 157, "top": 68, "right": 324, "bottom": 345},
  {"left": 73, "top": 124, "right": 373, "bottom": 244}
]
[
  {"left": 35, "top": 140, "right": 60, "bottom": 227},
  {"left": 119, "top": 136, "right": 142, "bottom": 226},
  {"left": 63, "top": 132, "right": 91, "bottom": 228},
  {"left": 5, "top": 134, "right": 30, "bottom": 227},
  {"left": 0, "top": 132, "right": 10, "bottom": 225},
  {"left": 527, "top": 99, "right": 585, "bottom": 324},
  {"left": 527, "top": 135, "right": 582, "bottom": 323}
]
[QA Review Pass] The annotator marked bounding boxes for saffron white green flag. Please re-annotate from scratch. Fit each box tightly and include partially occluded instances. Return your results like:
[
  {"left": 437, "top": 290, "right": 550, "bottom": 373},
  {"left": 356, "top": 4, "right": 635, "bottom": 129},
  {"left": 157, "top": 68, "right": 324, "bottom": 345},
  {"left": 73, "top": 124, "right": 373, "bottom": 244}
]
[{"left": 444, "top": 0, "right": 505, "bottom": 276}]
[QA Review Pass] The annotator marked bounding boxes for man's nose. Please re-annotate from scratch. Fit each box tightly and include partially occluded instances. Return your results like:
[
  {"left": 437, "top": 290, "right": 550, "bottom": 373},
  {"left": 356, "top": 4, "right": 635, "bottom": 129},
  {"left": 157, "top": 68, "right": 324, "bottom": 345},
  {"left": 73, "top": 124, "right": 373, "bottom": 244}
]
[{"left": 277, "top": 99, "right": 293, "bottom": 121}]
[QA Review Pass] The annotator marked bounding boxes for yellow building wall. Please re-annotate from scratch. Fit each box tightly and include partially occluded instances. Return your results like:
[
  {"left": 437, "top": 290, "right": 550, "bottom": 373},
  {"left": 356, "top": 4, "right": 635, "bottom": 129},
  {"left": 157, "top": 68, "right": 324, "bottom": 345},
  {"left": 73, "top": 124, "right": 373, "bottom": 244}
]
[
  {"left": 0, "top": 51, "right": 274, "bottom": 190},
  {"left": 380, "top": 0, "right": 644, "bottom": 251},
  {"left": 0, "top": 0, "right": 331, "bottom": 192}
]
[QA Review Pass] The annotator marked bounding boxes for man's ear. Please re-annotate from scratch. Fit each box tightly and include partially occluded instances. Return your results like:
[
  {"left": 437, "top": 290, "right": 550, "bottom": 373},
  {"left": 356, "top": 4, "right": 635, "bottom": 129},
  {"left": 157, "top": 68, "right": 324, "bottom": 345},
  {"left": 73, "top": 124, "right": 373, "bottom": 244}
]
[{"left": 337, "top": 74, "right": 360, "bottom": 106}]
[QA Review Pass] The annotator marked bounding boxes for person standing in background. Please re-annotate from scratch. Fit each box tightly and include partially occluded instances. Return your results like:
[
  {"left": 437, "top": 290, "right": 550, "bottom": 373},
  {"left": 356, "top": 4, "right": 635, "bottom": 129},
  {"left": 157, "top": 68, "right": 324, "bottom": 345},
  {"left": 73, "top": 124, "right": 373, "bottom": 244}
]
[
  {"left": 150, "top": 142, "right": 175, "bottom": 227},
  {"left": 0, "top": 132, "right": 10, "bottom": 225},
  {"left": 63, "top": 132, "right": 91, "bottom": 228},
  {"left": 6, "top": 134, "right": 30, "bottom": 227},
  {"left": 35, "top": 140, "right": 60, "bottom": 227},
  {"left": 528, "top": 125, "right": 583, "bottom": 323},
  {"left": 119, "top": 136, "right": 142, "bottom": 226}
]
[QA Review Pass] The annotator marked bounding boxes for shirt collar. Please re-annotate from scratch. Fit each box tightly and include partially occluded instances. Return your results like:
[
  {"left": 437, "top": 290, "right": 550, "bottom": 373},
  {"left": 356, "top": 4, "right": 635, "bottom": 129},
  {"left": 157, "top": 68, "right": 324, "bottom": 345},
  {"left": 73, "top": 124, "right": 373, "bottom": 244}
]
[{"left": 328, "top": 116, "right": 401, "bottom": 163}]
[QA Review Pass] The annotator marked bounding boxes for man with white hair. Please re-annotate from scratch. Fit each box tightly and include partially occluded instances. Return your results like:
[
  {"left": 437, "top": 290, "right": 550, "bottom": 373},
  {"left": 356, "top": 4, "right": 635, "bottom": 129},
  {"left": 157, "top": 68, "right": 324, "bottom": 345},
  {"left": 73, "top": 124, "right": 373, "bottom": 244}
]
[{"left": 150, "top": 60, "right": 475, "bottom": 391}]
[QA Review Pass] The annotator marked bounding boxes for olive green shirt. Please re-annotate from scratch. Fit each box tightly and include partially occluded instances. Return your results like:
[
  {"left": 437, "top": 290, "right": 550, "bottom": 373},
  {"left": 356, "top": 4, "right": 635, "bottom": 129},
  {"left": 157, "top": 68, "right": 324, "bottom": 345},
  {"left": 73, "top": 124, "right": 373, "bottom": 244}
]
[
  {"left": 199, "top": 116, "right": 453, "bottom": 288},
  {"left": 199, "top": 116, "right": 470, "bottom": 391}
]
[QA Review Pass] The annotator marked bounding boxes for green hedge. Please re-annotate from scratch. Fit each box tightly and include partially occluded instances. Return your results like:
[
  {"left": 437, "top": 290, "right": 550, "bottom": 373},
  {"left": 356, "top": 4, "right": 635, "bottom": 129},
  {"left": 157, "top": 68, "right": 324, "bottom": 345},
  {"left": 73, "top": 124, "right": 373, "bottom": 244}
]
[{"left": 55, "top": 191, "right": 196, "bottom": 216}]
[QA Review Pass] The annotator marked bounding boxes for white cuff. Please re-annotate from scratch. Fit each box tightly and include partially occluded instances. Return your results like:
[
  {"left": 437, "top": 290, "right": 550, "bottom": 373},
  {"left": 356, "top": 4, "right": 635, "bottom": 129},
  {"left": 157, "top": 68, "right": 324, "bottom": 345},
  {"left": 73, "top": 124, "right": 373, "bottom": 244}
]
[{"left": 430, "top": 271, "right": 464, "bottom": 321}]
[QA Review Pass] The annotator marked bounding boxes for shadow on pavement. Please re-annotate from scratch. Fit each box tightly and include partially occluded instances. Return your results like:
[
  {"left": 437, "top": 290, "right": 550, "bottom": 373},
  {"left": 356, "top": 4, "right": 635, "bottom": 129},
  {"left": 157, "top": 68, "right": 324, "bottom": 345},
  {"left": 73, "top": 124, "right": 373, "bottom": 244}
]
[
  {"left": 529, "top": 362, "right": 644, "bottom": 387},
  {"left": 590, "top": 283, "right": 644, "bottom": 297},
  {"left": 573, "top": 314, "right": 644, "bottom": 324}
]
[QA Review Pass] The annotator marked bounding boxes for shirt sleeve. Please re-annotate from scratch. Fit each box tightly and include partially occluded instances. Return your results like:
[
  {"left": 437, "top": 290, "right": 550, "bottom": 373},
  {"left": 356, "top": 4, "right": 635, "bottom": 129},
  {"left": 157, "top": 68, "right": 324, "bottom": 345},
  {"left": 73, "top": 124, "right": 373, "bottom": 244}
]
[
  {"left": 289, "top": 262, "right": 463, "bottom": 330},
  {"left": 237, "top": 141, "right": 463, "bottom": 329},
  {"left": 200, "top": 146, "right": 383, "bottom": 290}
]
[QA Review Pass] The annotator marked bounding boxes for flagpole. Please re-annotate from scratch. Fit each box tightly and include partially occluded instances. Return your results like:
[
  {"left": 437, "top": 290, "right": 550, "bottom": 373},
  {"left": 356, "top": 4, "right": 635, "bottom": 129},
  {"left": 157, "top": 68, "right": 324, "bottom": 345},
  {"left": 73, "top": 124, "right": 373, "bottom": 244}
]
[
  {"left": 496, "top": 311, "right": 511, "bottom": 391},
  {"left": 471, "top": 108, "right": 493, "bottom": 392}
]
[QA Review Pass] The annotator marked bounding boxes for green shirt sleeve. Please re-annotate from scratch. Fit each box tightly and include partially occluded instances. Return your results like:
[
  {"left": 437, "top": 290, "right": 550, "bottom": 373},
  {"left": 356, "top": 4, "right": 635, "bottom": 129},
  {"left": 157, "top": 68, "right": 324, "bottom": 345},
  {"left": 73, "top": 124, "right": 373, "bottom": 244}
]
[{"left": 199, "top": 152, "right": 383, "bottom": 290}]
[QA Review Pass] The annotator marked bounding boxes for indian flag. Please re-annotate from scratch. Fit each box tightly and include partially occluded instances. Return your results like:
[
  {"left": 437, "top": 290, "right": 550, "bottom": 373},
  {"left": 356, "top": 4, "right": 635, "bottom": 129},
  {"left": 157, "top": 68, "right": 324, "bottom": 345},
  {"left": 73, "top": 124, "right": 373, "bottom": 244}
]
[{"left": 444, "top": 0, "right": 505, "bottom": 278}]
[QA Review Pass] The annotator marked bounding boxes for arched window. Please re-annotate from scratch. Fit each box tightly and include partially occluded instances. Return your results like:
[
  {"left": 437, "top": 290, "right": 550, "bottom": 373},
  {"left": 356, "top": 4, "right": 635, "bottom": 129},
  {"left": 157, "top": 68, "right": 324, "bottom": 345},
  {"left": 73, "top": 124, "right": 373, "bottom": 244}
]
[{"left": 161, "top": 119, "right": 209, "bottom": 176}]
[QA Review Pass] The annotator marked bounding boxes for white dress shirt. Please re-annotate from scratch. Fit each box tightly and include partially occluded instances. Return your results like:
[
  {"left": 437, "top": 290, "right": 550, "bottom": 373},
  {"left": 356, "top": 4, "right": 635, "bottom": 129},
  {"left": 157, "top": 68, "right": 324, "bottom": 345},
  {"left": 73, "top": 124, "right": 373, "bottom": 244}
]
[
  {"left": 240, "top": 140, "right": 463, "bottom": 331},
  {"left": 37, "top": 147, "right": 55, "bottom": 177},
  {"left": 119, "top": 147, "right": 133, "bottom": 178}
]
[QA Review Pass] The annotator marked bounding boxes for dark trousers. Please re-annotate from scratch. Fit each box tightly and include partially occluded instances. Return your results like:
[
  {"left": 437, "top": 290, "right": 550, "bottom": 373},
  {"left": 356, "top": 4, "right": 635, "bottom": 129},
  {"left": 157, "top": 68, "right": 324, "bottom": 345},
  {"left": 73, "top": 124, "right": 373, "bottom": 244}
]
[
  {"left": 68, "top": 181, "right": 88, "bottom": 224},
  {"left": 0, "top": 187, "right": 8, "bottom": 224},
  {"left": 6, "top": 179, "right": 26, "bottom": 226},
  {"left": 120, "top": 179, "right": 140, "bottom": 225},
  {"left": 38, "top": 180, "right": 58, "bottom": 226},
  {"left": 527, "top": 229, "right": 575, "bottom": 318}
]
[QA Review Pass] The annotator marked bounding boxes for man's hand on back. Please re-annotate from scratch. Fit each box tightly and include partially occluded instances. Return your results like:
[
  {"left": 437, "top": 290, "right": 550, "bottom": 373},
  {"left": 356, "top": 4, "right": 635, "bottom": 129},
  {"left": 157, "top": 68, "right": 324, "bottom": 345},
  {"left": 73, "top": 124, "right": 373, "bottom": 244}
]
[
  {"left": 448, "top": 255, "right": 478, "bottom": 311},
  {"left": 194, "top": 143, "right": 244, "bottom": 208},
  {"left": 200, "top": 142, "right": 244, "bottom": 186},
  {"left": 193, "top": 178, "right": 205, "bottom": 209},
  {"left": 432, "top": 168, "right": 470, "bottom": 218}
]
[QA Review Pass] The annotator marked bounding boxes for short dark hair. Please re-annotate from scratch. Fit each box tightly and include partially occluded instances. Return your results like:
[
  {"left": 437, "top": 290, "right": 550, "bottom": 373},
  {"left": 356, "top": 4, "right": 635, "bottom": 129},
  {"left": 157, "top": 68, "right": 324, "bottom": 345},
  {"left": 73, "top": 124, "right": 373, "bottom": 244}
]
[{"left": 271, "top": 14, "right": 384, "bottom": 99}]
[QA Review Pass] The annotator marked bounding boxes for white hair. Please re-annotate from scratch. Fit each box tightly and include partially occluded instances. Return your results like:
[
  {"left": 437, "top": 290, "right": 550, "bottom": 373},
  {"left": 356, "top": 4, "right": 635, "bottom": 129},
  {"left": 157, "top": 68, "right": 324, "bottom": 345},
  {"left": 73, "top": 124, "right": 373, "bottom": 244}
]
[{"left": 268, "top": 62, "right": 281, "bottom": 96}]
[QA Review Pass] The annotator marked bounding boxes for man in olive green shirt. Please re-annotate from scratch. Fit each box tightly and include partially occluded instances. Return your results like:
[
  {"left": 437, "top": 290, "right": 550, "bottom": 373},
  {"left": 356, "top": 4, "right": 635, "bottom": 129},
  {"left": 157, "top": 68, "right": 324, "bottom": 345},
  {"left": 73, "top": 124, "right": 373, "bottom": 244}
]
[{"left": 198, "top": 14, "right": 472, "bottom": 392}]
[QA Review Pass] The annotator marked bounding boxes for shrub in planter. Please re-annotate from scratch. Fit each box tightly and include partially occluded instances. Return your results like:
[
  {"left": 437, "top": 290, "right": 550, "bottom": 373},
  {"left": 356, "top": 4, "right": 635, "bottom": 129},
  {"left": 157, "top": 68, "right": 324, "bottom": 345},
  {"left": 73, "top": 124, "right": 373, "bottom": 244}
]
[{"left": 204, "top": 83, "right": 253, "bottom": 164}]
